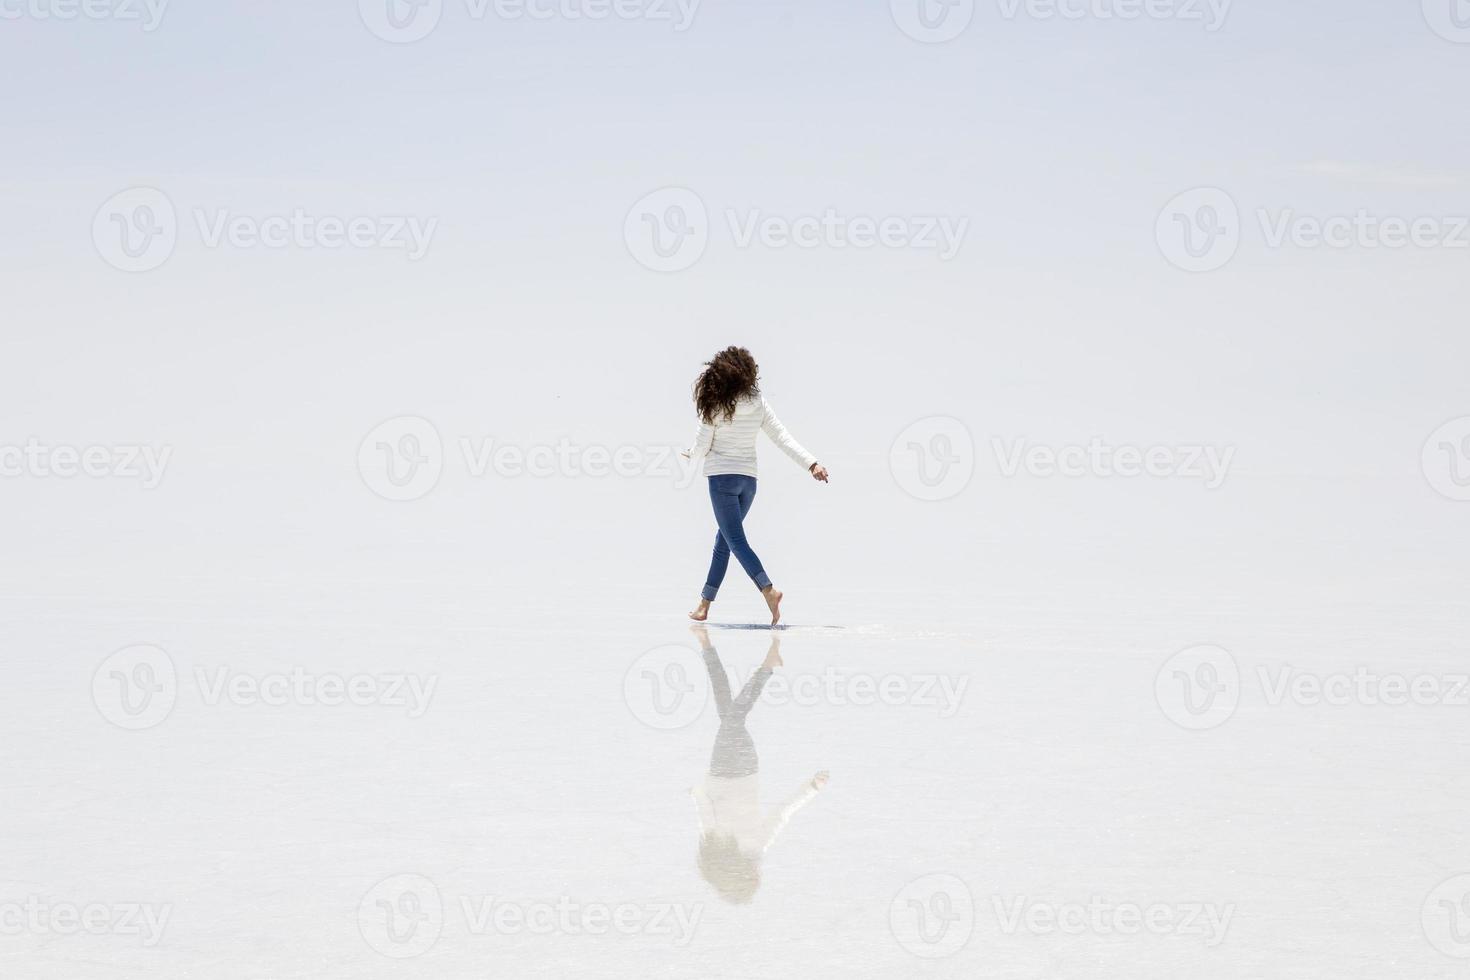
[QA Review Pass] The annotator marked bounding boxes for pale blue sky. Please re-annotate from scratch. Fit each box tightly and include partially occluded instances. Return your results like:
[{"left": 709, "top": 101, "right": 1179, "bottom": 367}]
[{"left": 2, "top": 0, "right": 1468, "bottom": 587}]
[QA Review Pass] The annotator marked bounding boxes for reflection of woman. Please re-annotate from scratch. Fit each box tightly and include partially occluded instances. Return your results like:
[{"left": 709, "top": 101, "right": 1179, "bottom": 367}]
[{"left": 689, "top": 626, "right": 828, "bottom": 904}]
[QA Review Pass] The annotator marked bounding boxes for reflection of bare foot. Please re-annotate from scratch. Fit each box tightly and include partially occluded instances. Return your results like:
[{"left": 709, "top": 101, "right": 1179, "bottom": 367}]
[
  {"left": 811, "top": 771, "right": 830, "bottom": 790},
  {"left": 689, "top": 623, "right": 713, "bottom": 651},
  {"left": 762, "top": 586, "right": 783, "bottom": 627},
  {"left": 688, "top": 599, "right": 711, "bottom": 622},
  {"left": 762, "top": 635, "right": 782, "bottom": 670}
]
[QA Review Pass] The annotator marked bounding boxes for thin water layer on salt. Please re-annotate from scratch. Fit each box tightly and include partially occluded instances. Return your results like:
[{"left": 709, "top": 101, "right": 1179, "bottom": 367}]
[{"left": 4, "top": 575, "right": 1467, "bottom": 979}]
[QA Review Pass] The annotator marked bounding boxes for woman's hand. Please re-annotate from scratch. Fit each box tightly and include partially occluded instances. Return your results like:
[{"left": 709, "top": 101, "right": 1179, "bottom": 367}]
[{"left": 809, "top": 463, "right": 829, "bottom": 483}]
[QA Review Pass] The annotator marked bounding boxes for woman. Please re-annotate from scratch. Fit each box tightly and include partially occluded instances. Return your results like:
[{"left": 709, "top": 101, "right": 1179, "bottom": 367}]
[{"left": 683, "top": 347, "right": 828, "bottom": 626}]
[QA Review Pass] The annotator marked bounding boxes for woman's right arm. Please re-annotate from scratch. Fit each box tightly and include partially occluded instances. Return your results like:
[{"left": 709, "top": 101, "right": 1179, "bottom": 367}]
[
  {"left": 757, "top": 774, "right": 827, "bottom": 853},
  {"left": 760, "top": 397, "right": 827, "bottom": 481}
]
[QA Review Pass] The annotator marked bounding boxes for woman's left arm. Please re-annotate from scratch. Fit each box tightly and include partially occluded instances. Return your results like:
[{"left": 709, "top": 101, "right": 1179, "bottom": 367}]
[{"left": 683, "top": 418, "right": 715, "bottom": 460}]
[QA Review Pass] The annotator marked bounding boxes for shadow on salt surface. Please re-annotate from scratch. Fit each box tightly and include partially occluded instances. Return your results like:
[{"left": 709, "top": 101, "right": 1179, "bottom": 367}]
[
  {"left": 705, "top": 623, "right": 975, "bottom": 644},
  {"left": 705, "top": 623, "right": 845, "bottom": 631}
]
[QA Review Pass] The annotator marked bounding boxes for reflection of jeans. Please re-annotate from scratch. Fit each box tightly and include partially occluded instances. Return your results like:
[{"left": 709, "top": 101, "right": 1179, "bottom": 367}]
[
  {"left": 703, "top": 649, "right": 771, "bottom": 778},
  {"left": 702, "top": 475, "right": 771, "bottom": 601}
]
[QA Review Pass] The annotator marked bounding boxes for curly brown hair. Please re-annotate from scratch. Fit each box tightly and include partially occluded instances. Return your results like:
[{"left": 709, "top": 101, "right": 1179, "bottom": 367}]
[{"left": 694, "top": 347, "right": 760, "bottom": 425}]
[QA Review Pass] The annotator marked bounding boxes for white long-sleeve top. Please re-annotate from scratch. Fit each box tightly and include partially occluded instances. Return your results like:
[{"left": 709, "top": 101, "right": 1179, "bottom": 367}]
[
  {"left": 691, "top": 775, "right": 821, "bottom": 856},
  {"left": 687, "top": 393, "right": 817, "bottom": 478}
]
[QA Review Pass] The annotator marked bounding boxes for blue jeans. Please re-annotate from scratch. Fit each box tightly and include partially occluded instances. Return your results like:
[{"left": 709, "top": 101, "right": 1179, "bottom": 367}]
[
  {"left": 702, "top": 646, "right": 771, "bottom": 777},
  {"left": 702, "top": 475, "right": 771, "bottom": 600}
]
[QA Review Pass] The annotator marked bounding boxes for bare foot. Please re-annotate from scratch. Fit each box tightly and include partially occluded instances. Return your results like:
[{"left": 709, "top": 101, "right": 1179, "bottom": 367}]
[
  {"left": 688, "top": 599, "right": 711, "bottom": 622},
  {"left": 761, "top": 586, "right": 783, "bottom": 627}
]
